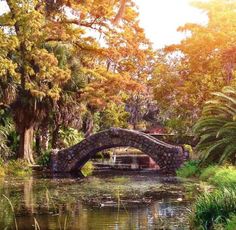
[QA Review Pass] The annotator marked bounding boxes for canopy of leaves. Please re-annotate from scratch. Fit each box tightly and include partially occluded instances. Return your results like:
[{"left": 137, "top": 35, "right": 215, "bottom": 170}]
[{"left": 151, "top": 0, "right": 236, "bottom": 134}]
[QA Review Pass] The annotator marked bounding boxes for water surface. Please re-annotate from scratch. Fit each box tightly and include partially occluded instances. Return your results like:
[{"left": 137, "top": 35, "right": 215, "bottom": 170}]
[{"left": 0, "top": 171, "right": 198, "bottom": 229}]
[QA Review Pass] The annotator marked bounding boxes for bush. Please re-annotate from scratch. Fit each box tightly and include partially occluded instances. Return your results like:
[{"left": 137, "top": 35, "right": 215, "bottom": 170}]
[
  {"left": 192, "top": 186, "right": 236, "bottom": 229},
  {"left": 5, "top": 159, "right": 32, "bottom": 176},
  {"left": 81, "top": 161, "right": 94, "bottom": 176},
  {"left": 37, "top": 150, "right": 51, "bottom": 167},
  {"left": 176, "top": 160, "right": 200, "bottom": 178}
]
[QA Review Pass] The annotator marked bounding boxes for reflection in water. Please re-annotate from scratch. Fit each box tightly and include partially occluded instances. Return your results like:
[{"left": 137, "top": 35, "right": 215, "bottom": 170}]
[{"left": 0, "top": 173, "right": 194, "bottom": 230}]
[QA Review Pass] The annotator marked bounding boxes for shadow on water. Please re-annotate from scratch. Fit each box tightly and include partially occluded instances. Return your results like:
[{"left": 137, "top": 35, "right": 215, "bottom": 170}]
[{"left": 0, "top": 171, "right": 199, "bottom": 230}]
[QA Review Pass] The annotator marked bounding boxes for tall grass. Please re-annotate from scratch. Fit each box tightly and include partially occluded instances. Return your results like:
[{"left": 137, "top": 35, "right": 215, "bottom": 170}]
[
  {"left": 192, "top": 186, "right": 236, "bottom": 229},
  {"left": 200, "top": 166, "right": 236, "bottom": 187},
  {"left": 225, "top": 214, "right": 236, "bottom": 230},
  {"left": 3, "top": 195, "right": 18, "bottom": 230}
]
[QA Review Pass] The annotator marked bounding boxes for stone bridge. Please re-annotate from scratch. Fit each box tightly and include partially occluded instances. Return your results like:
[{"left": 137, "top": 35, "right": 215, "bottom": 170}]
[{"left": 50, "top": 128, "right": 185, "bottom": 174}]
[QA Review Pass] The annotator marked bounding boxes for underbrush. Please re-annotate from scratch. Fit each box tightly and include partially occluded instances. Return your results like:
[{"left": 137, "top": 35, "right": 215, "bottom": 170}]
[
  {"left": 176, "top": 160, "right": 200, "bottom": 178},
  {"left": 0, "top": 158, "right": 5, "bottom": 177},
  {"left": 225, "top": 214, "right": 236, "bottom": 230},
  {"left": 4, "top": 159, "right": 32, "bottom": 177},
  {"left": 191, "top": 186, "right": 236, "bottom": 229},
  {"left": 81, "top": 161, "right": 94, "bottom": 176},
  {"left": 37, "top": 150, "right": 51, "bottom": 167}
]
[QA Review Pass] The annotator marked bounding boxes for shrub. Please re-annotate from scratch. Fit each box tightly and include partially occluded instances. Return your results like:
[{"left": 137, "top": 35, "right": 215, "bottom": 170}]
[
  {"left": 81, "top": 161, "right": 94, "bottom": 176},
  {"left": 192, "top": 186, "right": 236, "bottom": 229},
  {"left": 176, "top": 160, "right": 200, "bottom": 178},
  {"left": 5, "top": 159, "right": 32, "bottom": 176},
  {"left": 37, "top": 150, "right": 51, "bottom": 167}
]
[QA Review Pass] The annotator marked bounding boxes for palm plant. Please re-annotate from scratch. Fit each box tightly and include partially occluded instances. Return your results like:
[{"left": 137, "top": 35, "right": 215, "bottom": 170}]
[
  {"left": 194, "top": 86, "right": 236, "bottom": 165},
  {"left": 0, "top": 110, "right": 15, "bottom": 158}
]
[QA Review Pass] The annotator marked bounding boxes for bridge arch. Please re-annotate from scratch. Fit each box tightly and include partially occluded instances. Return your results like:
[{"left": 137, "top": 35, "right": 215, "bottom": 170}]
[{"left": 51, "top": 128, "right": 184, "bottom": 173}]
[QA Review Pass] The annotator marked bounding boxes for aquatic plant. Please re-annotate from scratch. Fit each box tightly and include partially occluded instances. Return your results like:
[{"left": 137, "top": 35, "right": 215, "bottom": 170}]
[
  {"left": 192, "top": 186, "right": 236, "bottom": 229},
  {"left": 3, "top": 195, "right": 18, "bottom": 230},
  {"left": 176, "top": 160, "right": 200, "bottom": 178}
]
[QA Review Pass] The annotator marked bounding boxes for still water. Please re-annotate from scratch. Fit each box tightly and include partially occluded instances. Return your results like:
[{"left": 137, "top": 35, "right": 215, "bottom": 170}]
[{"left": 0, "top": 171, "right": 198, "bottom": 230}]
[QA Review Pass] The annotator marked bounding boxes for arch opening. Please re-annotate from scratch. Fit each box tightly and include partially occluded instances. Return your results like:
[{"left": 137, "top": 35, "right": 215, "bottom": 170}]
[
  {"left": 51, "top": 128, "right": 184, "bottom": 174},
  {"left": 76, "top": 147, "right": 161, "bottom": 172}
]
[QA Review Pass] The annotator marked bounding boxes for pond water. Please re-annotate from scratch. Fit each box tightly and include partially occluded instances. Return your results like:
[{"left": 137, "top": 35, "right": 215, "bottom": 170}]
[{"left": 0, "top": 171, "right": 199, "bottom": 230}]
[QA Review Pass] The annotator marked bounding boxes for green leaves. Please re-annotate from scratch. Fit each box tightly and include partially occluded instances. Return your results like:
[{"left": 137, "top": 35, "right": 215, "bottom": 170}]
[{"left": 194, "top": 86, "right": 236, "bottom": 165}]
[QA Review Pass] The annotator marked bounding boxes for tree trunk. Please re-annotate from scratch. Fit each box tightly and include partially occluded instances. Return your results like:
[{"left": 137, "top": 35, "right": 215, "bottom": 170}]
[
  {"left": 19, "top": 126, "right": 35, "bottom": 164},
  {"left": 35, "top": 132, "right": 41, "bottom": 156}
]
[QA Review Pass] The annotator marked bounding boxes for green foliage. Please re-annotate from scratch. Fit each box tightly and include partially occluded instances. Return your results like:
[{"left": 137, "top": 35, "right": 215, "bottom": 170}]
[
  {"left": 81, "top": 161, "right": 94, "bottom": 176},
  {"left": 176, "top": 160, "right": 201, "bottom": 178},
  {"left": 37, "top": 150, "right": 51, "bottom": 167},
  {"left": 99, "top": 102, "right": 129, "bottom": 130},
  {"left": 5, "top": 160, "right": 32, "bottom": 177},
  {"left": 192, "top": 186, "right": 236, "bottom": 230},
  {"left": 0, "top": 159, "right": 5, "bottom": 177},
  {"left": 225, "top": 214, "right": 236, "bottom": 230},
  {"left": 0, "top": 110, "right": 15, "bottom": 159},
  {"left": 199, "top": 165, "right": 219, "bottom": 182},
  {"left": 194, "top": 86, "right": 236, "bottom": 165},
  {"left": 94, "top": 150, "right": 112, "bottom": 159},
  {"left": 59, "top": 128, "right": 84, "bottom": 147},
  {"left": 207, "top": 166, "right": 236, "bottom": 187}
]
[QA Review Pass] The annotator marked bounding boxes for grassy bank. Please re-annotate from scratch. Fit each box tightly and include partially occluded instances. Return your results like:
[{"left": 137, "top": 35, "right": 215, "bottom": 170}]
[
  {"left": 177, "top": 161, "right": 236, "bottom": 187},
  {"left": 177, "top": 161, "right": 236, "bottom": 229},
  {"left": 0, "top": 159, "right": 32, "bottom": 177}
]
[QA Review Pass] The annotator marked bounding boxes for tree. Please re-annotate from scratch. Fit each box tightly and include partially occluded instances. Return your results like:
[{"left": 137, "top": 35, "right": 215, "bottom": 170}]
[
  {"left": 0, "top": 0, "right": 155, "bottom": 162},
  {"left": 99, "top": 102, "right": 130, "bottom": 130},
  {"left": 0, "top": 0, "right": 72, "bottom": 163},
  {"left": 151, "top": 0, "right": 236, "bottom": 134}
]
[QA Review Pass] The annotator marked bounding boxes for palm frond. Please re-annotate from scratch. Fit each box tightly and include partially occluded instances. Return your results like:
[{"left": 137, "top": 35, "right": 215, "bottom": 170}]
[{"left": 194, "top": 86, "right": 236, "bottom": 165}]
